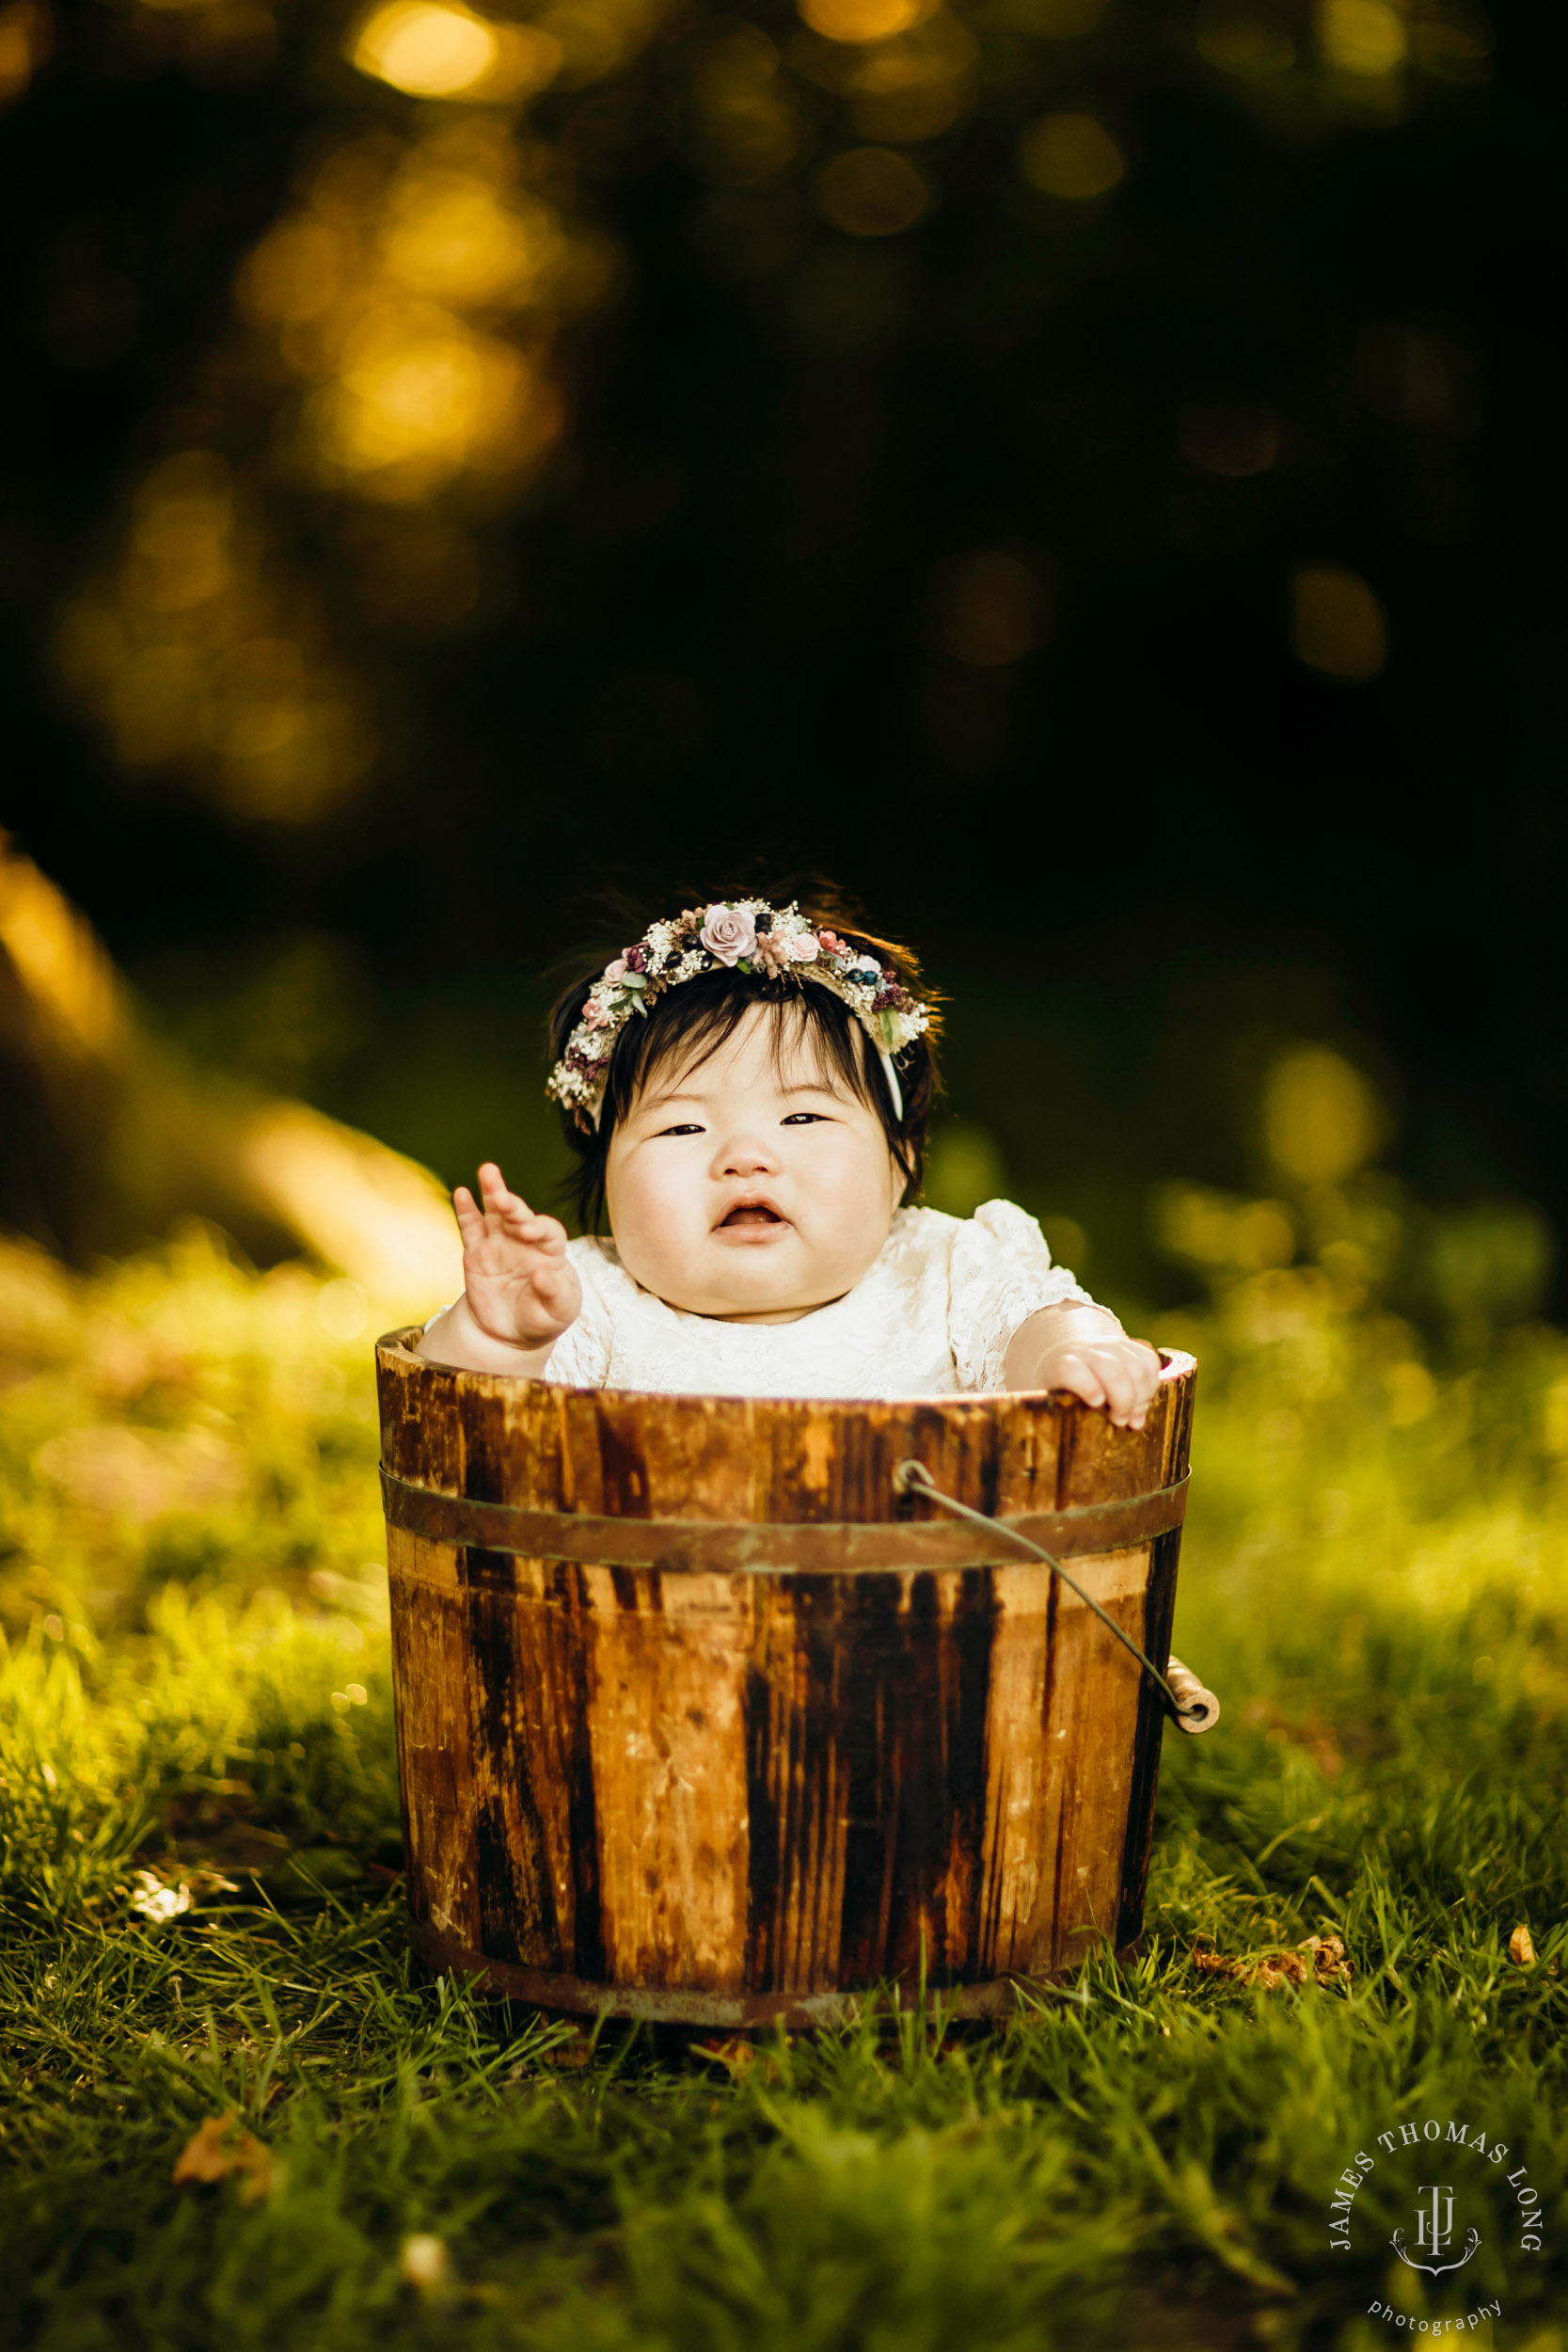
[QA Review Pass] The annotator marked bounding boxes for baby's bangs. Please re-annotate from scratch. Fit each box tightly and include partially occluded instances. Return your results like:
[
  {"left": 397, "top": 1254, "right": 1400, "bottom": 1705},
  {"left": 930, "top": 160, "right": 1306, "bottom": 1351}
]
[{"left": 608, "top": 975, "right": 880, "bottom": 1123}]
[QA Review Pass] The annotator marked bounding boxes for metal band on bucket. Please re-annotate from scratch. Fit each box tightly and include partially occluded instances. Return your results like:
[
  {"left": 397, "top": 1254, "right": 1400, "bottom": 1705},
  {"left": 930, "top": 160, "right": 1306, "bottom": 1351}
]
[{"left": 379, "top": 1465, "right": 1188, "bottom": 1574}]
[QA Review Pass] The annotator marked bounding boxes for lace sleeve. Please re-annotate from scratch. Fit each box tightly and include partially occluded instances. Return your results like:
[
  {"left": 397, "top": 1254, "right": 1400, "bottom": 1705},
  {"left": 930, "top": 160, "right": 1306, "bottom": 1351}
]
[
  {"left": 947, "top": 1199, "right": 1095, "bottom": 1392},
  {"left": 542, "top": 1238, "right": 614, "bottom": 1389}
]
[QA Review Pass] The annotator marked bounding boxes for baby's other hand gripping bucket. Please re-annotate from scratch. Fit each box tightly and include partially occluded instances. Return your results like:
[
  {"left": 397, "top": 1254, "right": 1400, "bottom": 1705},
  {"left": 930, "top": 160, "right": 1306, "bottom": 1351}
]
[{"left": 374, "top": 1340, "right": 1210, "bottom": 2027}]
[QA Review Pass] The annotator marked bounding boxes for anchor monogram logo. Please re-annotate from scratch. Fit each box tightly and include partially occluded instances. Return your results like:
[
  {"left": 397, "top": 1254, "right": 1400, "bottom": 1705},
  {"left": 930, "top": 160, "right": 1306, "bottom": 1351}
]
[
  {"left": 1328, "top": 2112, "right": 1542, "bottom": 2332},
  {"left": 1390, "top": 2184, "right": 1481, "bottom": 2277}
]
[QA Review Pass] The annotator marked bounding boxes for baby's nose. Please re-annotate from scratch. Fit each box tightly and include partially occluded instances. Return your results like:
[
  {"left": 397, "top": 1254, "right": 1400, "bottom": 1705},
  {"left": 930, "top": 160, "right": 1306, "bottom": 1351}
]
[{"left": 717, "top": 1131, "right": 781, "bottom": 1175}]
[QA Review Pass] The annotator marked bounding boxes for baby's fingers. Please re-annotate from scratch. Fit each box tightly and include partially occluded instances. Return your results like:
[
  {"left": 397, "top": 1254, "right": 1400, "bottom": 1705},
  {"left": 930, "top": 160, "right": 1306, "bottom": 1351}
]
[
  {"left": 475, "top": 1162, "right": 535, "bottom": 1226},
  {"left": 1099, "top": 1357, "right": 1146, "bottom": 1429},
  {"left": 473, "top": 1164, "right": 564, "bottom": 1248},
  {"left": 518, "top": 1211, "right": 568, "bottom": 1256},
  {"left": 1096, "top": 1342, "right": 1162, "bottom": 1429},
  {"left": 1049, "top": 1350, "right": 1107, "bottom": 1409},
  {"left": 453, "top": 1184, "right": 487, "bottom": 1245}
]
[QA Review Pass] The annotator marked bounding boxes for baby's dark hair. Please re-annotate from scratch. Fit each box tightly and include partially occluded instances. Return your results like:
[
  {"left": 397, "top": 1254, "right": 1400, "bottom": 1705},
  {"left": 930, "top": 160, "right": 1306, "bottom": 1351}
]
[{"left": 546, "top": 886, "right": 941, "bottom": 1233}]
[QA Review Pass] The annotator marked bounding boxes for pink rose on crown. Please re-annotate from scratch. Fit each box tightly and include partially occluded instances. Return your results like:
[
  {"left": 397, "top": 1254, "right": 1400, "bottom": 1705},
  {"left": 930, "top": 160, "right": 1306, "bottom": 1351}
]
[
  {"left": 701, "top": 903, "right": 757, "bottom": 965},
  {"left": 785, "top": 932, "right": 820, "bottom": 962},
  {"left": 603, "top": 958, "right": 628, "bottom": 984},
  {"left": 581, "top": 998, "right": 610, "bottom": 1027}
]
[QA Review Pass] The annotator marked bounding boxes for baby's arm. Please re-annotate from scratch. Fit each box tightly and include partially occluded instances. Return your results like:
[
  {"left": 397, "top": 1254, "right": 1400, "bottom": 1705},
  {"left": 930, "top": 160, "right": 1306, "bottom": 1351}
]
[
  {"left": 1004, "top": 1302, "right": 1161, "bottom": 1430},
  {"left": 417, "top": 1163, "right": 582, "bottom": 1377}
]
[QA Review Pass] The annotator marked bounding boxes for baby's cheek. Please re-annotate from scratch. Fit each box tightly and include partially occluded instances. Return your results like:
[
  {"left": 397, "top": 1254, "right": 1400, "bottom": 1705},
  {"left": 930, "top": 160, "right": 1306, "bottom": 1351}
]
[
  {"left": 810, "top": 1141, "right": 899, "bottom": 1261},
  {"left": 608, "top": 1155, "right": 700, "bottom": 1277}
]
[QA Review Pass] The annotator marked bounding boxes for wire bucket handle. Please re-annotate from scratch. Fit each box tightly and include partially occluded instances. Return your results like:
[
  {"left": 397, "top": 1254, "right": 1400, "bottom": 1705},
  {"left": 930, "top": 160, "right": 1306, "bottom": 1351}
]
[{"left": 892, "top": 1460, "right": 1220, "bottom": 1735}]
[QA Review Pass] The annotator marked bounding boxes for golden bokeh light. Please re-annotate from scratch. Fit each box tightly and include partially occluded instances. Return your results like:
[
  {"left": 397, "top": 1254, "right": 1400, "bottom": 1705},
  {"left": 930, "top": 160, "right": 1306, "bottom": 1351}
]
[
  {"left": 531, "top": 0, "right": 667, "bottom": 87},
  {"left": 1152, "top": 1184, "right": 1297, "bottom": 1273},
  {"left": 381, "top": 174, "right": 563, "bottom": 304},
  {"left": 236, "top": 128, "right": 582, "bottom": 498},
  {"left": 815, "top": 146, "right": 929, "bottom": 235},
  {"left": 130, "top": 464, "right": 236, "bottom": 612},
  {"left": 349, "top": 1, "right": 499, "bottom": 96},
  {"left": 1018, "top": 112, "right": 1126, "bottom": 200},
  {"left": 1290, "top": 561, "right": 1388, "bottom": 681},
  {"left": 844, "top": 12, "right": 977, "bottom": 142},
  {"left": 1262, "top": 1048, "right": 1385, "bottom": 1186},
  {"left": 55, "top": 453, "right": 377, "bottom": 821},
  {"left": 1194, "top": 2, "right": 1295, "bottom": 76},
  {"left": 237, "top": 215, "right": 344, "bottom": 327},
  {"left": 310, "top": 311, "right": 535, "bottom": 486},
  {"left": 787, "top": 6, "right": 975, "bottom": 142},
  {"left": 798, "top": 0, "right": 925, "bottom": 45},
  {"left": 54, "top": 0, "right": 657, "bottom": 822},
  {"left": 0, "top": 1, "right": 52, "bottom": 108},
  {"left": 482, "top": 20, "right": 562, "bottom": 96},
  {"left": 350, "top": 0, "right": 561, "bottom": 101},
  {"left": 210, "top": 638, "right": 309, "bottom": 760},
  {"left": 1316, "top": 0, "right": 1408, "bottom": 76},
  {"left": 692, "top": 29, "right": 804, "bottom": 184}
]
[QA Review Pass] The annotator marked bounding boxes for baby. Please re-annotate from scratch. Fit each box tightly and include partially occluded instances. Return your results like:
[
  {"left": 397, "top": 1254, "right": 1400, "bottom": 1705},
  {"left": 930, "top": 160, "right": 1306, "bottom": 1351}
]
[{"left": 420, "top": 894, "right": 1161, "bottom": 1424}]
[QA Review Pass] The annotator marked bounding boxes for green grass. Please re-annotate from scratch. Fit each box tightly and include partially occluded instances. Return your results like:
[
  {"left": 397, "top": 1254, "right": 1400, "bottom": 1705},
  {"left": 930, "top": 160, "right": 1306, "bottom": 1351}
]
[{"left": 2, "top": 1209, "right": 1566, "bottom": 2351}]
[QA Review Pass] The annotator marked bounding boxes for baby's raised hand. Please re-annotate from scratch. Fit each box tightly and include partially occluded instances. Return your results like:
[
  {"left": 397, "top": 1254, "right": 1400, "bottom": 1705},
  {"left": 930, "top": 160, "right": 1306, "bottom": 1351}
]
[{"left": 453, "top": 1163, "right": 581, "bottom": 1353}]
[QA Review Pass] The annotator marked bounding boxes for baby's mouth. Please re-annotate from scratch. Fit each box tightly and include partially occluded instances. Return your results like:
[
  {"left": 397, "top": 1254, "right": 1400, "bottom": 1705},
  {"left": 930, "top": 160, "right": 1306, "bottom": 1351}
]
[{"left": 718, "top": 1201, "right": 786, "bottom": 1229}]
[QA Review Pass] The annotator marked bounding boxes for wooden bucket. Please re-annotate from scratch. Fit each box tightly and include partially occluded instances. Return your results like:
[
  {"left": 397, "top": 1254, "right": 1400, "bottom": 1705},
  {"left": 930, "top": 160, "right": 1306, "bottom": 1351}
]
[{"left": 375, "top": 1335, "right": 1199, "bottom": 2028}]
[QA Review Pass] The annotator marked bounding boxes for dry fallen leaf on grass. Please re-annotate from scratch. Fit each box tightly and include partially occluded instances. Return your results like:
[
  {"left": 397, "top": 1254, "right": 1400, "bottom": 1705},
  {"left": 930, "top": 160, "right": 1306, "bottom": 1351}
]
[
  {"left": 129, "top": 1867, "right": 239, "bottom": 1921},
  {"left": 171, "top": 2115, "right": 274, "bottom": 2202},
  {"left": 1509, "top": 1924, "right": 1537, "bottom": 1966},
  {"left": 129, "top": 1870, "right": 193, "bottom": 1924},
  {"left": 1193, "top": 1934, "right": 1352, "bottom": 1990}
]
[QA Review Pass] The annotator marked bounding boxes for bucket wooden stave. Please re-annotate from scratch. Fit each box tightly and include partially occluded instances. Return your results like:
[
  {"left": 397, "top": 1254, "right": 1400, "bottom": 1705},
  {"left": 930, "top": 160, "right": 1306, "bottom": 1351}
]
[{"left": 376, "top": 1337, "right": 1197, "bottom": 2027}]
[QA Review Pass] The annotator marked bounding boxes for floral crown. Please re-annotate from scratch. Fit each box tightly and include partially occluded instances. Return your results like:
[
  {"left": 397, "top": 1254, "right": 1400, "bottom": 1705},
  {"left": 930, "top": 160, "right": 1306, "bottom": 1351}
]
[{"left": 547, "top": 899, "right": 933, "bottom": 1132}]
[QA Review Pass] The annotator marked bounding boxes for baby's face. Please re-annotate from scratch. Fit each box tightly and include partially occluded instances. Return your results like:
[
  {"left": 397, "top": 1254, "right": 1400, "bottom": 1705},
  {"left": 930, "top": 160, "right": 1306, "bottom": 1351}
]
[{"left": 603, "top": 1007, "right": 906, "bottom": 1322}]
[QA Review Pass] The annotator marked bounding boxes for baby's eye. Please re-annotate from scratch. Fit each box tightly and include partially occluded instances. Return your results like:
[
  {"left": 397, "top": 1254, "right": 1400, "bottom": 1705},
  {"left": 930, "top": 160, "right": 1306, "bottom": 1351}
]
[
  {"left": 656, "top": 1122, "right": 705, "bottom": 1137},
  {"left": 781, "top": 1112, "right": 827, "bottom": 1126}
]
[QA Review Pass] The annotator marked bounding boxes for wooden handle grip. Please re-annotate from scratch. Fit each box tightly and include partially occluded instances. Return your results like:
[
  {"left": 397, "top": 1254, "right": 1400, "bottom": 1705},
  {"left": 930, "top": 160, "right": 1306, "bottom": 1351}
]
[{"left": 1165, "top": 1653, "right": 1221, "bottom": 1735}]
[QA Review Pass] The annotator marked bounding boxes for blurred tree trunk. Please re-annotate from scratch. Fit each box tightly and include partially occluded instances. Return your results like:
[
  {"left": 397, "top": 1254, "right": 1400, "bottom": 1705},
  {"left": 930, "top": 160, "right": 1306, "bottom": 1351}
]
[{"left": 0, "top": 836, "right": 459, "bottom": 1311}]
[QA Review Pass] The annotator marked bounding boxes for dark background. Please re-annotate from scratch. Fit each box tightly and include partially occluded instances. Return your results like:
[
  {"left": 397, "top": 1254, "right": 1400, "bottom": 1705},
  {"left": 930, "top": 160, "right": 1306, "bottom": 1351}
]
[{"left": 2, "top": 0, "right": 1562, "bottom": 1311}]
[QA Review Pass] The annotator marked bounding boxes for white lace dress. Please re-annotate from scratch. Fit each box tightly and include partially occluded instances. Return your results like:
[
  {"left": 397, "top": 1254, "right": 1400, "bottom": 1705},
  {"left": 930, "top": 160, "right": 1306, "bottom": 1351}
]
[{"left": 540, "top": 1200, "right": 1093, "bottom": 1398}]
